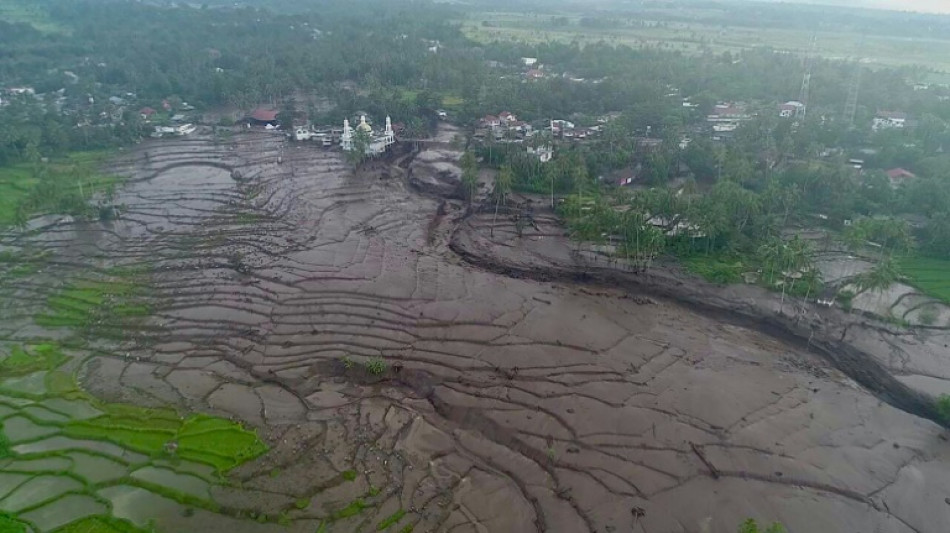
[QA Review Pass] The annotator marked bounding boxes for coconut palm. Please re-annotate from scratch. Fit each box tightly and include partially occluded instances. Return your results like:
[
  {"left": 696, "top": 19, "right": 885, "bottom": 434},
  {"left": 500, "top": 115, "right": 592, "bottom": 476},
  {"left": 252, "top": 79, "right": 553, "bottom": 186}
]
[{"left": 491, "top": 164, "right": 513, "bottom": 237}]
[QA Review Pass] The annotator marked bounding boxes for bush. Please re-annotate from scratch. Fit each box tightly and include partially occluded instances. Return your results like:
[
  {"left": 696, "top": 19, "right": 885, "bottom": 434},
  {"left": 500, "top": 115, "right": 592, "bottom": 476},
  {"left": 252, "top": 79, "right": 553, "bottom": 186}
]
[
  {"left": 837, "top": 289, "right": 854, "bottom": 311},
  {"left": 937, "top": 394, "right": 950, "bottom": 424},
  {"left": 365, "top": 357, "right": 388, "bottom": 376},
  {"left": 738, "top": 519, "right": 786, "bottom": 533}
]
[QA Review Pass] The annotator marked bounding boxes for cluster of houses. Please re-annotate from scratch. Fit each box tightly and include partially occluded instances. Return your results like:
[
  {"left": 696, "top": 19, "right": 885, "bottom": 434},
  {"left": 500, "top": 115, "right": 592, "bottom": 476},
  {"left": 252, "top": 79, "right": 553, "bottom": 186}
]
[{"left": 139, "top": 99, "right": 198, "bottom": 137}]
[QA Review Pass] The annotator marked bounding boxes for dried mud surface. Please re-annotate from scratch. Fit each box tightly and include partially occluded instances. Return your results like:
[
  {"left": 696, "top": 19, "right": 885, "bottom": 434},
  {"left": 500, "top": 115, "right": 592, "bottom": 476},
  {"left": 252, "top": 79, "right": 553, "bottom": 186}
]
[{"left": 3, "top": 129, "right": 950, "bottom": 533}]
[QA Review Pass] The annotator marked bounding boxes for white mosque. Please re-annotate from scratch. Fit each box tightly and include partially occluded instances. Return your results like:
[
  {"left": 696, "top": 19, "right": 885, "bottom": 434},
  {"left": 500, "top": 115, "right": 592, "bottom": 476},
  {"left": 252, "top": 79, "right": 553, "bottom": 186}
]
[{"left": 341, "top": 115, "right": 395, "bottom": 156}]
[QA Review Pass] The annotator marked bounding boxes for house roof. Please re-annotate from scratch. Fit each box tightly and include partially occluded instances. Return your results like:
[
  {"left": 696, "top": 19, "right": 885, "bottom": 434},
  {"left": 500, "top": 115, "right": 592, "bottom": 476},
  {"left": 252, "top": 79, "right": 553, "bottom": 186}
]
[
  {"left": 877, "top": 111, "right": 907, "bottom": 120},
  {"left": 481, "top": 115, "right": 499, "bottom": 122},
  {"left": 499, "top": 111, "right": 515, "bottom": 118},
  {"left": 526, "top": 69, "right": 544, "bottom": 78},
  {"left": 250, "top": 108, "right": 279, "bottom": 122},
  {"left": 139, "top": 107, "right": 156, "bottom": 115},
  {"left": 711, "top": 104, "right": 745, "bottom": 116},
  {"left": 886, "top": 168, "right": 916, "bottom": 180}
]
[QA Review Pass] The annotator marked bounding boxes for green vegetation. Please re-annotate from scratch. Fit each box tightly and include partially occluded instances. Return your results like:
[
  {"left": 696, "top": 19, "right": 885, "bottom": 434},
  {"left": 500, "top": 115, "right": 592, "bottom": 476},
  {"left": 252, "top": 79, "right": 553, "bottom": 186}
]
[
  {"left": 937, "top": 395, "right": 950, "bottom": 425},
  {"left": 0, "top": 368, "right": 271, "bottom": 530},
  {"left": 0, "top": 151, "right": 118, "bottom": 228},
  {"left": 398, "top": 526, "right": 413, "bottom": 533},
  {"left": 899, "top": 257, "right": 950, "bottom": 304},
  {"left": 0, "top": 513, "right": 28, "bottom": 533},
  {"left": 462, "top": 7, "right": 950, "bottom": 72},
  {"left": 0, "top": 0, "right": 64, "bottom": 33},
  {"left": 0, "top": 343, "right": 67, "bottom": 376},
  {"left": 332, "top": 498, "right": 369, "bottom": 520},
  {"left": 35, "top": 270, "right": 151, "bottom": 333},
  {"left": 66, "top": 409, "right": 268, "bottom": 472},
  {"left": 376, "top": 509, "right": 407, "bottom": 530},
  {"left": 294, "top": 498, "right": 311, "bottom": 510},
  {"left": 738, "top": 518, "right": 786, "bottom": 533},
  {"left": 341, "top": 469, "right": 358, "bottom": 481},
  {"left": 365, "top": 357, "right": 388, "bottom": 376},
  {"left": 682, "top": 253, "right": 745, "bottom": 285},
  {"left": 53, "top": 516, "right": 151, "bottom": 533}
]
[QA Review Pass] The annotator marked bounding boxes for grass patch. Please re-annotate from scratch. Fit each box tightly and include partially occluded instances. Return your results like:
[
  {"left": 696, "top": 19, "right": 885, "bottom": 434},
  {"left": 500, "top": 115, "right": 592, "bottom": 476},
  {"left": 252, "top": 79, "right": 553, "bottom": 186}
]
[
  {"left": 332, "top": 498, "right": 369, "bottom": 520},
  {"left": 0, "top": 343, "right": 67, "bottom": 376},
  {"left": 898, "top": 256, "right": 950, "bottom": 304},
  {"left": 0, "top": 513, "right": 28, "bottom": 533},
  {"left": 342, "top": 469, "right": 358, "bottom": 481},
  {"left": 376, "top": 509, "right": 407, "bottom": 530},
  {"left": 441, "top": 95, "right": 464, "bottom": 109},
  {"left": 35, "top": 270, "right": 151, "bottom": 332},
  {"left": 681, "top": 253, "right": 745, "bottom": 285},
  {"left": 0, "top": 151, "right": 116, "bottom": 228},
  {"left": 0, "top": 421, "right": 11, "bottom": 459},
  {"left": 461, "top": 11, "right": 950, "bottom": 72},
  {"left": 65, "top": 409, "right": 268, "bottom": 473},
  {"left": 0, "top": 0, "right": 67, "bottom": 33},
  {"left": 53, "top": 515, "right": 150, "bottom": 533}
]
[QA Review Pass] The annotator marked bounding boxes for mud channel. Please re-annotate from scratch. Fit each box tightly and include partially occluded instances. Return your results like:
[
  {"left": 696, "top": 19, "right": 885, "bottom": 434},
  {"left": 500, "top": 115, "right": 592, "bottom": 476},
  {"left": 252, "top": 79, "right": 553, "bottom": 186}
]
[{"left": 2, "top": 126, "right": 950, "bottom": 533}]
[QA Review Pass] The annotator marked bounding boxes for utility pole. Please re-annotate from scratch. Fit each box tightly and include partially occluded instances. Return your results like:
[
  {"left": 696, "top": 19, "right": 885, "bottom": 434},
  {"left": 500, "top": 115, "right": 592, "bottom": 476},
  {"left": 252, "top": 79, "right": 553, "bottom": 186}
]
[
  {"left": 844, "top": 64, "right": 862, "bottom": 128},
  {"left": 799, "top": 34, "right": 817, "bottom": 121}
]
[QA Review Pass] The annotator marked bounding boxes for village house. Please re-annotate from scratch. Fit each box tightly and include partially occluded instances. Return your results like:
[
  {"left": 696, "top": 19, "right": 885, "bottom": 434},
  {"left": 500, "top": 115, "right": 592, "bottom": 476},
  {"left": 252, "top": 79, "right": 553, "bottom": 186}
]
[
  {"left": 873, "top": 111, "right": 907, "bottom": 131},
  {"left": 139, "top": 107, "right": 157, "bottom": 121},
  {"left": 479, "top": 115, "right": 501, "bottom": 129},
  {"left": 247, "top": 108, "right": 279, "bottom": 127},
  {"left": 527, "top": 144, "right": 554, "bottom": 163},
  {"left": 707, "top": 103, "right": 750, "bottom": 122},
  {"left": 525, "top": 69, "right": 544, "bottom": 80},
  {"left": 886, "top": 167, "right": 917, "bottom": 188},
  {"left": 778, "top": 101, "right": 805, "bottom": 118}
]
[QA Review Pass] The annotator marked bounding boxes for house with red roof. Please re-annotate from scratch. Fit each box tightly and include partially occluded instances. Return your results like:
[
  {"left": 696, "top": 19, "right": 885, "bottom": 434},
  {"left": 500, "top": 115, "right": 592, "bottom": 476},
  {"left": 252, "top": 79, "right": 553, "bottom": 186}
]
[
  {"left": 886, "top": 168, "right": 916, "bottom": 188},
  {"left": 479, "top": 115, "right": 500, "bottom": 128},
  {"left": 247, "top": 107, "right": 279, "bottom": 126},
  {"left": 525, "top": 69, "right": 544, "bottom": 80},
  {"left": 139, "top": 107, "right": 157, "bottom": 121}
]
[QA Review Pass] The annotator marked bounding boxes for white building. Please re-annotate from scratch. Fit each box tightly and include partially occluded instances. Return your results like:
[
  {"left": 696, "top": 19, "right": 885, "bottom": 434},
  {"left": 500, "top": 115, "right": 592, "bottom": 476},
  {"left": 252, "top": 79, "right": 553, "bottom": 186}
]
[
  {"left": 527, "top": 145, "right": 554, "bottom": 163},
  {"left": 779, "top": 101, "right": 805, "bottom": 118},
  {"left": 341, "top": 115, "right": 395, "bottom": 156},
  {"left": 872, "top": 111, "right": 907, "bottom": 131}
]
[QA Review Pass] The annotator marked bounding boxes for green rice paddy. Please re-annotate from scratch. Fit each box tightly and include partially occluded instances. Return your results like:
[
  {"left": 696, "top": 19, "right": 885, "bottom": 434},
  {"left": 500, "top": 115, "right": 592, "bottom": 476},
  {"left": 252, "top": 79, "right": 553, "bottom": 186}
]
[
  {"left": 0, "top": 151, "right": 116, "bottom": 228},
  {"left": 0, "top": 341, "right": 271, "bottom": 532},
  {"left": 899, "top": 256, "right": 950, "bottom": 304}
]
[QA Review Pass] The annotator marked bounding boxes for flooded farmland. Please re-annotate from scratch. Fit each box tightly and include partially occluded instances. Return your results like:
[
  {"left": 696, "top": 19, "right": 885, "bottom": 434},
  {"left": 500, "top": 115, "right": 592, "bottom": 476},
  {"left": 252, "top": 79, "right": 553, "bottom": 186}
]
[{"left": 2, "top": 128, "right": 949, "bottom": 533}]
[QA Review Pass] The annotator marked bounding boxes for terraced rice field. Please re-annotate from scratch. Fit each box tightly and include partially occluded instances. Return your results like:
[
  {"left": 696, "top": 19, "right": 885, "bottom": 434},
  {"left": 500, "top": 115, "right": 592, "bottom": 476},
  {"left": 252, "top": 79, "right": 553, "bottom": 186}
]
[
  {"left": 0, "top": 128, "right": 949, "bottom": 532},
  {"left": 901, "top": 256, "right": 950, "bottom": 304}
]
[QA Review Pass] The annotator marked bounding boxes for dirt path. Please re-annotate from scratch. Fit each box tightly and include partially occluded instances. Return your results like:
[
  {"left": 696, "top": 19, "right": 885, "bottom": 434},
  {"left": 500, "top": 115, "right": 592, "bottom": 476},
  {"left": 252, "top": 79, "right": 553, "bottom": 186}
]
[{"left": 2, "top": 130, "right": 949, "bottom": 532}]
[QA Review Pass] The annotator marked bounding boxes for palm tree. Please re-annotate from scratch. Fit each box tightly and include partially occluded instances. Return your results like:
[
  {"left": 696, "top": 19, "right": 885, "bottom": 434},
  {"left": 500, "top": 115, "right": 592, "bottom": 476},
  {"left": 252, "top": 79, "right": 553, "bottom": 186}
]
[
  {"left": 491, "top": 164, "right": 513, "bottom": 237},
  {"left": 460, "top": 150, "right": 478, "bottom": 206}
]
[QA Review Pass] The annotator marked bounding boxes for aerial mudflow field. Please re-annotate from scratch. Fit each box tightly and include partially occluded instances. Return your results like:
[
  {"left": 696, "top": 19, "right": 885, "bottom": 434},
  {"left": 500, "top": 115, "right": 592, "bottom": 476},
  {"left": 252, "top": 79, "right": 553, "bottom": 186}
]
[{"left": 1, "top": 126, "right": 948, "bottom": 533}]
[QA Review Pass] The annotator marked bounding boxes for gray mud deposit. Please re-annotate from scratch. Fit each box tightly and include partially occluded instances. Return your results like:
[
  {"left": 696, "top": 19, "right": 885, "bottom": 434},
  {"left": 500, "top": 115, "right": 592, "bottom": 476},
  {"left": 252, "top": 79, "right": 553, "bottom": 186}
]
[{"left": 3, "top": 130, "right": 950, "bottom": 532}]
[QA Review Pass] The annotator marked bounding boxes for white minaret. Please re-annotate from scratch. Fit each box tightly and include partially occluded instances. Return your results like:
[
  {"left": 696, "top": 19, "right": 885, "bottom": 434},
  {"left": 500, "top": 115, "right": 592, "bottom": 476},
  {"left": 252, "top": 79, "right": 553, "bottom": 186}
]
[
  {"left": 384, "top": 116, "right": 394, "bottom": 144},
  {"left": 342, "top": 118, "right": 352, "bottom": 151}
]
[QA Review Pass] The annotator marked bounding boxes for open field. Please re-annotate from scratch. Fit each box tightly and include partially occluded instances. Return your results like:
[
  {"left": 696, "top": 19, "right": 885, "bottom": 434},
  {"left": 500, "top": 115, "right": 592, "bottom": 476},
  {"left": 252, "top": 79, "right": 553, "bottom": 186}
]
[
  {"left": 900, "top": 256, "right": 950, "bottom": 304},
  {"left": 461, "top": 11, "right": 950, "bottom": 73},
  {"left": 0, "top": 0, "right": 65, "bottom": 33},
  {"left": 0, "top": 151, "right": 117, "bottom": 227}
]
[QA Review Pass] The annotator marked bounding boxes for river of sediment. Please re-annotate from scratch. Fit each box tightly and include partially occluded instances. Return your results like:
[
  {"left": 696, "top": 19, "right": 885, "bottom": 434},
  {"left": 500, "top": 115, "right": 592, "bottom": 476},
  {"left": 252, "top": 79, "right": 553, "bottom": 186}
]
[{"left": 2, "top": 126, "right": 949, "bottom": 533}]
